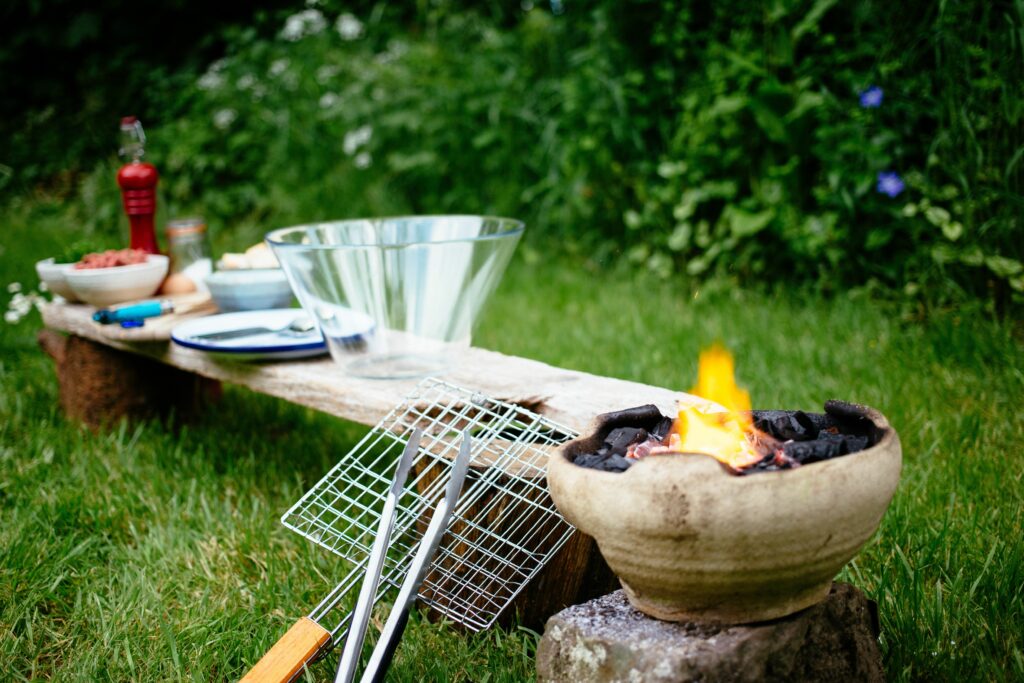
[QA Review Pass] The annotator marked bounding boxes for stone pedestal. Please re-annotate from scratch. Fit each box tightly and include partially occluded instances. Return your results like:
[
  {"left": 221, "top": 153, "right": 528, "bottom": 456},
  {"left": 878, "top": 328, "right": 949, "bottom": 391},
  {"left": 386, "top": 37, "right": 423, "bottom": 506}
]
[
  {"left": 536, "top": 583, "right": 884, "bottom": 683},
  {"left": 38, "top": 331, "right": 220, "bottom": 429}
]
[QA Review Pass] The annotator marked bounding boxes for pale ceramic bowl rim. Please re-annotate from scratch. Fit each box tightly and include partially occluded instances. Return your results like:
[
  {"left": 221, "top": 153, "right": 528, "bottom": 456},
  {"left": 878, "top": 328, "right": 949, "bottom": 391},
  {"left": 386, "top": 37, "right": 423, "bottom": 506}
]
[
  {"left": 560, "top": 401, "right": 897, "bottom": 482},
  {"left": 35, "top": 257, "right": 80, "bottom": 301},
  {"left": 204, "top": 268, "right": 288, "bottom": 285},
  {"left": 36, "top": 256, "right": 75, "bottom": 270}
]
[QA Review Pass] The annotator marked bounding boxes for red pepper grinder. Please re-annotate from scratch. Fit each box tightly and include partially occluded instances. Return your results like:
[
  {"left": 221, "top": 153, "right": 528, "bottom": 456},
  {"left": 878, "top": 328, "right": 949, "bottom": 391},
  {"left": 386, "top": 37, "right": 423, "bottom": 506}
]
[{"left": 116, "top": 116, "right": 161, "bottom": 254}]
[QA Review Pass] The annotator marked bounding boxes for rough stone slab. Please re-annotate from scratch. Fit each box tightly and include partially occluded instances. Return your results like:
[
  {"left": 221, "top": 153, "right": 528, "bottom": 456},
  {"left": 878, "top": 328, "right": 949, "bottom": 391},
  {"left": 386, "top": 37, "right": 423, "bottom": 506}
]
[{"left": 536, "top": 584, "right": 884, "bottom": 683}]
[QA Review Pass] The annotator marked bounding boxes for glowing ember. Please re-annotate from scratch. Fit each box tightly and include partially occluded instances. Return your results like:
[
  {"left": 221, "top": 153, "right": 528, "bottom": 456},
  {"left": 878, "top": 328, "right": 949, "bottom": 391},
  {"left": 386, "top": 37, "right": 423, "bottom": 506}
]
[{"left": 672, "top": 344, "right": 764, "bottom": 469}]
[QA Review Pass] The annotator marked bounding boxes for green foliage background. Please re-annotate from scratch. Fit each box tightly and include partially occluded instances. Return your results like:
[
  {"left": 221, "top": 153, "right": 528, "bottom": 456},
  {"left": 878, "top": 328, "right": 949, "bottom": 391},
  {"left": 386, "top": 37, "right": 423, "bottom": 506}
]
[{"left": 3, "top": 0, "right": 1022, "bottom": 310}]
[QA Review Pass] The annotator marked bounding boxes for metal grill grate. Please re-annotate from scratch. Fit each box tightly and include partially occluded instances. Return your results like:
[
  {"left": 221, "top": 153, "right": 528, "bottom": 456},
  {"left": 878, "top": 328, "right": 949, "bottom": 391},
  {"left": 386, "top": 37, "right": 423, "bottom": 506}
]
[{"left": 282, "top": 378, "right": 578, "bottom": 634}]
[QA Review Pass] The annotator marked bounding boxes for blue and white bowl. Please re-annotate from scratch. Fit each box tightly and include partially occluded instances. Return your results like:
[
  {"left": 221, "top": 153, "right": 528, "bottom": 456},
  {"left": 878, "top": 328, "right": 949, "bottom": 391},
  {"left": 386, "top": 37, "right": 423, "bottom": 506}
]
[{"left": 204, "top": 268, "right": 294, "bottom": 312}]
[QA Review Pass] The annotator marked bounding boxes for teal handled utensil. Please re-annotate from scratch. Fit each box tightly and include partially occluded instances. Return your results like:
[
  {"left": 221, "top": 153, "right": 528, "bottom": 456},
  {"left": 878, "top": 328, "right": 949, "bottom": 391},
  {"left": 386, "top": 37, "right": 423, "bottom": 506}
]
[{"left": 93, "top": 299, "right": 173, "bottom": 324}]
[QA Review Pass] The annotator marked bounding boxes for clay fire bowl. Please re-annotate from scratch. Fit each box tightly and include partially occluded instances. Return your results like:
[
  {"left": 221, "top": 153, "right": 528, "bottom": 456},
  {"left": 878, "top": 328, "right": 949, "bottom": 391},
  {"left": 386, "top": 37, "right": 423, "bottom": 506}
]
[{"left": 547, "top": 401, "right": 901, "bottom": 624}]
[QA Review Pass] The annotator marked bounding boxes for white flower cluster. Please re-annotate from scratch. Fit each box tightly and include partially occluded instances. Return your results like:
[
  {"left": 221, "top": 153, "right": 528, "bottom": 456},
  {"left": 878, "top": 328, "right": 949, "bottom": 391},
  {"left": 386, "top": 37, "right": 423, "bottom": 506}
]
[
  {"left": 316, "top": 64, "right": 340, "bottom": 84},
  {"left": 319, "top": 92, "right": 339, "bottom": 110},
  {"left": 5, "top": 282, "right": 48, "bottom": 325},
  {"left": 281, "top": 9, "right": 327, "bottom": 42},
  {"left": 376, "top": 39, "right": 408, "bottom": 65},
  {"left": 343, "top": 125, "right": 372, "bottom": 155},
  {"left": 197, "top": 59, "right": 228, "bottom": 91},
  {"left": 213, "top": 109, "right": 238, "bottom": 130},
  {"left": 269, "top": 59, "right": 290, "bottom": 77},
  {"left": 336, "top": 13, "right": 364, "bottom": 41},
  {"left": 343, "top": 125, "right": 373, "bottom": 169}
]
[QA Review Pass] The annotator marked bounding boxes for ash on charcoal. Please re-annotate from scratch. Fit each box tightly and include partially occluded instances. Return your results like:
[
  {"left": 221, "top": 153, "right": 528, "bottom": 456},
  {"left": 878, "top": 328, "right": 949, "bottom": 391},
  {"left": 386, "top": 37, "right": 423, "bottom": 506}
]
[{"left": 573, "top": 402, "right": 878, "bottom": 475}]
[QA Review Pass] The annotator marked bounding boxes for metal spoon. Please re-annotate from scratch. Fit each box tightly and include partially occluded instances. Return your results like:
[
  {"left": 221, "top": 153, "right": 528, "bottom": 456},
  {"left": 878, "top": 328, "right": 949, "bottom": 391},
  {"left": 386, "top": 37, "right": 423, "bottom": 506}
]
[{"left": 191, "top": 315, "right": 316, "bottom": 341}]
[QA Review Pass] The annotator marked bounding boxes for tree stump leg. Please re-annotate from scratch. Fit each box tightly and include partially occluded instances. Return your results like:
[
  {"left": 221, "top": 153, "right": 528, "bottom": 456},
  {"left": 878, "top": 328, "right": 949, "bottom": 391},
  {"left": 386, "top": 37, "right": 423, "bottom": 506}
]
[
  {"left": 498, "top": 529, "right": 618, "bottom": 631},
  {"left": 38, "top": 330, "right": 221, "bottom": 429}
]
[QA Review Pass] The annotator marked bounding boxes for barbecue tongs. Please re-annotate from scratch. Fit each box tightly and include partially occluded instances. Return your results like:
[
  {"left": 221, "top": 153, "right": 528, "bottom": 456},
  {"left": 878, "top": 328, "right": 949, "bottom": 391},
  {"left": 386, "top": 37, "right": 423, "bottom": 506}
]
[{"left": 333, "top": 429, "right": 472, "bottom": 683}]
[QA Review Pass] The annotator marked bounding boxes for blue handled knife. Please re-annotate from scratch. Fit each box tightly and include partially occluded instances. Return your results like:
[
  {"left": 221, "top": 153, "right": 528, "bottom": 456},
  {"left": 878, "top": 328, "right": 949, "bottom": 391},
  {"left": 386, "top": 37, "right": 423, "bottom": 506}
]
[{"left": 93, "top": 300, "right": 174, "bottom": 324}]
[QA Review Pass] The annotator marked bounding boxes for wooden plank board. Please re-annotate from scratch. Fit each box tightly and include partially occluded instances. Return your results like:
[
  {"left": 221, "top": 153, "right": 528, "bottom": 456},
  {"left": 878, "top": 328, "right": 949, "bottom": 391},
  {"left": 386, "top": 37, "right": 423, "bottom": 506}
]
[
  {"left": 41, "top": 301, "right": 702, "bottom": 432},
  {"left": 85, "top": 293, "right": 218, "bottom": 342}
]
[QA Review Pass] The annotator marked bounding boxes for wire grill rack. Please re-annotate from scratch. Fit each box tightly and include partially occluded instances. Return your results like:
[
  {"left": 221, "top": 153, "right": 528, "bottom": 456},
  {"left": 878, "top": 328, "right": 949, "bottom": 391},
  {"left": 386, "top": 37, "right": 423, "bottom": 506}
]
[{"left": 282, "top": 378, "right": 579, "bottom": 635}]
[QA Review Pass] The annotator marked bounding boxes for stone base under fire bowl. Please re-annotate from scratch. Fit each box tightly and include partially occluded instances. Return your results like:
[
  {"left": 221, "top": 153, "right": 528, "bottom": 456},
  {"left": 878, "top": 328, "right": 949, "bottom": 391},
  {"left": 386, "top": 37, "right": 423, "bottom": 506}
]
[{"left": 547, "top": 401, "right": 901, "bottom": 624}]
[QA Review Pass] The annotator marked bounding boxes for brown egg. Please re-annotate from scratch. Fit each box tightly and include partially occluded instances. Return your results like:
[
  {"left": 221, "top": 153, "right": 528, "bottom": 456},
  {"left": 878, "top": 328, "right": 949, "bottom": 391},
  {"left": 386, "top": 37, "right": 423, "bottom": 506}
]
[{"left": 160, "top": 272, "right": 198, "bottom": 295}]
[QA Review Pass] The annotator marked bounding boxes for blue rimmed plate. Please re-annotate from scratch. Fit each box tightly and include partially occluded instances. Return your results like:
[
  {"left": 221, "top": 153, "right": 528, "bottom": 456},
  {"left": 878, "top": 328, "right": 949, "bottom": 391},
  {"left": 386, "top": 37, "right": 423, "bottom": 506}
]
[{"left": 171, "top": 309, "right": 334, "bottom": 361}]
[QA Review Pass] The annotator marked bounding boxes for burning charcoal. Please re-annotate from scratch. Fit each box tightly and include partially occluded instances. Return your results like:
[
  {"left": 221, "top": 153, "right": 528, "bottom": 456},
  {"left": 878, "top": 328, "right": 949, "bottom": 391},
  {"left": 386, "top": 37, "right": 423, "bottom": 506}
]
[
  {"left": 819, "top": 431, "right": 850, "bottom": 453},
  {"left": 753, "top": 410, "right": 841, "bottom": 441},
  {"left": 599, "top": 405, "right": 666, "bottom": 432},
  {"left": 605, "top": 427, "right": 648, "bottom": 456},
  {"left": 747, "top": 453, "right": 777, "bottom": 471},
  {"left": 783, "top": 438, "right": 844, "bottom": 464},
  {"left": 752, "top": 410, "right": 810, "bottom": 441},
  {"left": 744, "top": 448, "right": 801, "bottom": 474},
  {"left": 576, "top": 403, "right": 872, "bottom": 474},
  {"left": 574, "top": 452, "right": 610, "bottom": 469},
  {"left": 601, "top": 454, "right": 633, "bottom": 472},
  {"left": 798, "top": 411, "right": 841, "bottom": 434},
  {"left": 839, "top": 434, "right": 870, "bottom": 454},
  {"left": 649, "top": 416, "right": 674, "bottom": 442},
  {"left": 824, "top": 400, "right": 875, "bottom": 438}
]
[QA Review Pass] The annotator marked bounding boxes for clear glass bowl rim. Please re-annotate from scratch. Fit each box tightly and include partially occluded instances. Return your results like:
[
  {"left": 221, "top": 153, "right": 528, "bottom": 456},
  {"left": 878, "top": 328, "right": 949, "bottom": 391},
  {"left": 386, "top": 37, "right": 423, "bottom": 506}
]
[{"left": 265, "top": 214, "right": 525, "bottom": 250}]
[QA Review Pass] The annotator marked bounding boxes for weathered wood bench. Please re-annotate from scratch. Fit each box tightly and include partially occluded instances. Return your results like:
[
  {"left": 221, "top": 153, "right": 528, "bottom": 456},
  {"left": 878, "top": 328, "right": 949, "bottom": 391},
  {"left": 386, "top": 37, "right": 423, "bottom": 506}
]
[{"left": 39, "top": 300, "right": 691, "bottom": 432}]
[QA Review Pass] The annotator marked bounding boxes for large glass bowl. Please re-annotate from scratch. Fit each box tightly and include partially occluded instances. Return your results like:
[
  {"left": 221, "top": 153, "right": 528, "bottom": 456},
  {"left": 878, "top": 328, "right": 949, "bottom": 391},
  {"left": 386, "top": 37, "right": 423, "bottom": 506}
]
[{"left": 266, "top": 216, "right": 523, "bottom": 378}]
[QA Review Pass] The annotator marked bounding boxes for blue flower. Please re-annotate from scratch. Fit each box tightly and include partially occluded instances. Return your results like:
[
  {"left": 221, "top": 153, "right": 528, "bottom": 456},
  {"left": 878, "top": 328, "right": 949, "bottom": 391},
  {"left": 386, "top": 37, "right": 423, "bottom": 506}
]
[
  {"left": 859, "top": 86, "right": 884, "bottom": 109},
  {"left": 877, "top": 171, "right": 905, "bottom": 198}
]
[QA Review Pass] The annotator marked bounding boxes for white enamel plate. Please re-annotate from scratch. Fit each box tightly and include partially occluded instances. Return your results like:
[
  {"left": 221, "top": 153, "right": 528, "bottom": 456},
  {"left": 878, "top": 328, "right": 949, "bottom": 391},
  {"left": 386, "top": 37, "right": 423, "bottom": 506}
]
[{"left": 171, "top": 309, "right": 334, "bottom": 361}]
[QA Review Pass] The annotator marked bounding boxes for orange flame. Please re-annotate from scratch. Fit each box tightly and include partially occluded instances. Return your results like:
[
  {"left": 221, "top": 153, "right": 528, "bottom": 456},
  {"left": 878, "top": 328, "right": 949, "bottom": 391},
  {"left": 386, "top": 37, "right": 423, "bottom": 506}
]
[{"left": 672, "top": 344, "right": 763, "bottom": 469}]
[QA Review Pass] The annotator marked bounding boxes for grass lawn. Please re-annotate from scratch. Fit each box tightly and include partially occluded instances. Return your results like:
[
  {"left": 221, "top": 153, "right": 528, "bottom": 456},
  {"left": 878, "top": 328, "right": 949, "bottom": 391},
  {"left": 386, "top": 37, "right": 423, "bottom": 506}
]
[{"left": 1, "top": 205, "right": 1023, "bottom": 681}]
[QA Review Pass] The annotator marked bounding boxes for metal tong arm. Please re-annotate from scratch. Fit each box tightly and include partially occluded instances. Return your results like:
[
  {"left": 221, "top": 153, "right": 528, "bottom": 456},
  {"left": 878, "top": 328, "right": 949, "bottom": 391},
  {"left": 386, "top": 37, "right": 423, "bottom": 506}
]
[
  {"left": 359, "top": 433, "right": 473, "bottom": 683},
  {"left": 242, "top": 431, "right": 424, "bottom": 683},
  {"left": 333, "top": 429, "right": 422, "bottom": 683}
]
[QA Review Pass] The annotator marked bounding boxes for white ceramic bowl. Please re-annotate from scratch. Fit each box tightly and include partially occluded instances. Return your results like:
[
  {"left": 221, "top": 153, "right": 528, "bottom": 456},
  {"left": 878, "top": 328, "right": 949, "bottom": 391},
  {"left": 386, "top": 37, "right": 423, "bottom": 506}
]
[
  {"left": 64, "top": 255, "right": 169, "bottom": 307},
  {"left": 204, "top": 268, "right": 294, "bottom": 312},
  {"left": 35, "top": 258, "right": 80, "bottom": 302}
]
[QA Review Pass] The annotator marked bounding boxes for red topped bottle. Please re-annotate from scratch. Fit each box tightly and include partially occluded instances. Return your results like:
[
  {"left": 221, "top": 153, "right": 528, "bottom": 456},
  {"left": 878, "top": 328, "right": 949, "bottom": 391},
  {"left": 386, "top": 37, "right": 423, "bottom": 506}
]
[{"left": 116, "top": 117, "right": 161, "bottom": 254}]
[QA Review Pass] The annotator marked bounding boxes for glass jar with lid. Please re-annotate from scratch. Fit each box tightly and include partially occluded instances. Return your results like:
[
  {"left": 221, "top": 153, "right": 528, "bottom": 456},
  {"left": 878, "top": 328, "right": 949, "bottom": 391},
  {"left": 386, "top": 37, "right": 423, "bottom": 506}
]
[{"left": 165, "top": 218, "right": 213, "bottom": 292}]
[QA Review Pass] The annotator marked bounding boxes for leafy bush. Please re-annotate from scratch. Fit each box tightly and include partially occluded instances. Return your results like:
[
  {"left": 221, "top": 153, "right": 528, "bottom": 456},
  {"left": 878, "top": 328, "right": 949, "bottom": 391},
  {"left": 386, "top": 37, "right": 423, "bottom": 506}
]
[
  {"left": 613, "top": 0, "right": 1023, "bottom": 307},
  {"left": 7, "top": 0, "right": 1022, "bottom": 310}
]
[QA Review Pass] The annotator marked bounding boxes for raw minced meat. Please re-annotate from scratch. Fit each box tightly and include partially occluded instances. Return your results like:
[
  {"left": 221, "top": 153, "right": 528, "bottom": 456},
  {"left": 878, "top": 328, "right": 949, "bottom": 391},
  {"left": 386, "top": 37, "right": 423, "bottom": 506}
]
[{"left": 74, "top": 249, "right": 149, "bottom": 269}]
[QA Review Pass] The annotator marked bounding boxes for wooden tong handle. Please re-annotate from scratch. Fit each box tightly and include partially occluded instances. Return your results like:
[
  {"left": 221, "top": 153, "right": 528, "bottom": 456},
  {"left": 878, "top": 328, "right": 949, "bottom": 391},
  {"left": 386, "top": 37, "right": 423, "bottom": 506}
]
[{"left": 240, "top": 617, "right": 331, "bottom": 683}]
